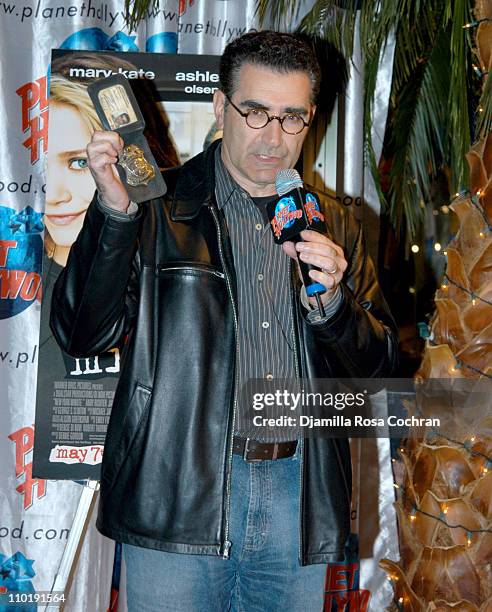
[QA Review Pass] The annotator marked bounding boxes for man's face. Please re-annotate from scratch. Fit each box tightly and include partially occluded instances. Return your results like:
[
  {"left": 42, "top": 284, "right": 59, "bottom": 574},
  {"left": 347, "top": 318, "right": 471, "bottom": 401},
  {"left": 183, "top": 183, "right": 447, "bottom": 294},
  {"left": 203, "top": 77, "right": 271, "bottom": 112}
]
[{"left": 213, "top": 63, "right": 315, "bottom": 197}]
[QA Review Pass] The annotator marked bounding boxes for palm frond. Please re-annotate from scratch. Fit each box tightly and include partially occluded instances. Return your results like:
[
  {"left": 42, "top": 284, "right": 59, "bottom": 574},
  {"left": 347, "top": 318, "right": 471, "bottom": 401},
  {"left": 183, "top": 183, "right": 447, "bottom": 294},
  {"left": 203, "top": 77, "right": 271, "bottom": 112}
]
[
  {"left": 447, "top": 0, "right": 473, "bottom": 191},
  {"left": 387, "top": 29, "right": 451, "bottom": 237},
  {"left": 391, "top": 1, "right": 444, "bottom": 94},
  {"left": 255, "top": 0, "right": 301, "bottom": 28},
  {"left": 297, "top": 0, "right": 358, "bottom": 59},
  {"left": 476, "top": 72, "right": 492, "bottom": 140},
  {"left": 124, "top": 0, "right": 158, "bottom": 32},
  {"left": 359, "top": 4, "right": 405, "bottom": 220}
]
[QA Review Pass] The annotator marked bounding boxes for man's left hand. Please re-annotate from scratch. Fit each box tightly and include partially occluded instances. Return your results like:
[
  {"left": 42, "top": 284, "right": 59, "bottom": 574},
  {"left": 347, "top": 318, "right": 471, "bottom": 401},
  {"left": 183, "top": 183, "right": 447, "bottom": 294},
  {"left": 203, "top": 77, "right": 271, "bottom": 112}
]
[{"left": 282, "top": 230, "right": 348, "bottom": 308}]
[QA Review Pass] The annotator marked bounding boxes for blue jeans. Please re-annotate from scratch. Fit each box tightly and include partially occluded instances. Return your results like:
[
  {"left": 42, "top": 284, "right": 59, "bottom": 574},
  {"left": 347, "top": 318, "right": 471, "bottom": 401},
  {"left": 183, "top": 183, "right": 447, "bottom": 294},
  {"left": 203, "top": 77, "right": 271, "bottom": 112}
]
[{"left": 124, "top": 450, "right": 326, "bottom": 611}]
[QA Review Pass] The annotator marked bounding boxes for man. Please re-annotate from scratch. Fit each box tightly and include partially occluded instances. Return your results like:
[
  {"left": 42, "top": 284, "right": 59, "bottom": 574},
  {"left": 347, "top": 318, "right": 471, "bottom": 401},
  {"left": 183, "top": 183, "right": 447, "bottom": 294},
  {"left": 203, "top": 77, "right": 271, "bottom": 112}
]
[{"left": 51, "top": 31, "right": 397, "bottom": 611}]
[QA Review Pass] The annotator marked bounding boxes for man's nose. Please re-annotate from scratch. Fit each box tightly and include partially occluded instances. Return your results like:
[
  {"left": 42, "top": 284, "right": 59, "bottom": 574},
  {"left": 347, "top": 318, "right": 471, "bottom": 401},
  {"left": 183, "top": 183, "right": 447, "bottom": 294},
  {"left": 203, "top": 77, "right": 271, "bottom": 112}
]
[{"left": 262, "top": 116, "right": 284, "bottom": 147}]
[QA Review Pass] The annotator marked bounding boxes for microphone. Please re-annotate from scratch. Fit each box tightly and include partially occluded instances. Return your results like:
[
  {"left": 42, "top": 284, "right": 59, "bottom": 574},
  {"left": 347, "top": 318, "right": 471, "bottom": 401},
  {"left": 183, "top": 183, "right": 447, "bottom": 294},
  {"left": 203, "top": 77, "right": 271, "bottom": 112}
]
[{"left": 267, "top": 169, "right": 327, "bottom": 317}]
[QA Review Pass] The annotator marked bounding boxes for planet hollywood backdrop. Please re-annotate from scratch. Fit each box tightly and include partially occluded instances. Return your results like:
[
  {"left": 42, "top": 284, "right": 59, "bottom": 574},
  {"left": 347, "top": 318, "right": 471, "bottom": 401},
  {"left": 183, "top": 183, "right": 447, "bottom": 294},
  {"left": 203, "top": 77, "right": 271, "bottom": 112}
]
[{"left": 0, "top": 1, "right": 397, "bottom": 610}]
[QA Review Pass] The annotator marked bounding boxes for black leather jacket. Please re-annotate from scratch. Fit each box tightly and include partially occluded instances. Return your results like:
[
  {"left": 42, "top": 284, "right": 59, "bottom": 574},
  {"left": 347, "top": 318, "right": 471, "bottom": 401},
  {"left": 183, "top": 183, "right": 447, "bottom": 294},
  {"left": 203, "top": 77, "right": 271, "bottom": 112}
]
[{"left": 51, "top": 141, "right": 397, "bottom": 565}]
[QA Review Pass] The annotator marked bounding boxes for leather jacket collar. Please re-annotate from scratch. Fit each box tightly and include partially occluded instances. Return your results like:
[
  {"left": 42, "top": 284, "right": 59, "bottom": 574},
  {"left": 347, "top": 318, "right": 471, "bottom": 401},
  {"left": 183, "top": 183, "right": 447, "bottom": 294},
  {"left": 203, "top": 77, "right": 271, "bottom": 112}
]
[{"left": 170, "top": 140, "right": 220, "bottom": 221}]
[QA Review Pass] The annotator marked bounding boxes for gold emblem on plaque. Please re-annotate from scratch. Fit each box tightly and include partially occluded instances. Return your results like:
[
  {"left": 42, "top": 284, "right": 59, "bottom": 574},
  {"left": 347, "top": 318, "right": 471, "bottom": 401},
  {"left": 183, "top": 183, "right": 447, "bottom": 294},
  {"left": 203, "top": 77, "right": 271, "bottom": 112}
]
[{"left": 119, "top": 145, "right": 156, "bottom": 187}]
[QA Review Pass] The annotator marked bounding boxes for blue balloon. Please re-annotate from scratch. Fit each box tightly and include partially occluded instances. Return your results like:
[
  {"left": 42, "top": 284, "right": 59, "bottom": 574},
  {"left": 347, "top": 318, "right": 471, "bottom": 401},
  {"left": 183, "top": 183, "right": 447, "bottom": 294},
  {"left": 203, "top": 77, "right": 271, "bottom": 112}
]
[
  {"left": 146, "top": 32, "right": 178, "bottom": 53},
  {"left": 106, "top": 31, "right": 139, "bottom": 52},
  {"left": 60, "top": 27, "right": 139, "bottom": 52}
]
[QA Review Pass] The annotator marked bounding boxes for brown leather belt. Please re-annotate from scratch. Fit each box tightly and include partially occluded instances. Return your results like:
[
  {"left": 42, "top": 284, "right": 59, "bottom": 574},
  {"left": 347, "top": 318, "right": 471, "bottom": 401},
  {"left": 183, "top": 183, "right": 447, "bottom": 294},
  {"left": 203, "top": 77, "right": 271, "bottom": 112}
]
[{"left": 233, "top": 436, "right": 298, "bottom": 462}]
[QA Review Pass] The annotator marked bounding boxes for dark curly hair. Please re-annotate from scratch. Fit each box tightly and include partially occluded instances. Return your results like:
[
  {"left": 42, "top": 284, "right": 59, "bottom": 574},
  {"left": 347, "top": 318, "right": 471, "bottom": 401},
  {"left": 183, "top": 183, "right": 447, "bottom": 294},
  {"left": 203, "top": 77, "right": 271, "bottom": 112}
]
[{"left": 219, "top": 31, "right": 321, "bottom": 104}]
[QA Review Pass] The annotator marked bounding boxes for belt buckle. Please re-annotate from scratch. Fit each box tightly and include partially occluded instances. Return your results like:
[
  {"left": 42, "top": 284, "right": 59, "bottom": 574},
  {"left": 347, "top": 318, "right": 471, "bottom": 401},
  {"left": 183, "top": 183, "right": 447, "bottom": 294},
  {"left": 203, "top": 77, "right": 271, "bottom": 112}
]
[{"left": 243, "top": 438, "right": 262, "bottom": 462}]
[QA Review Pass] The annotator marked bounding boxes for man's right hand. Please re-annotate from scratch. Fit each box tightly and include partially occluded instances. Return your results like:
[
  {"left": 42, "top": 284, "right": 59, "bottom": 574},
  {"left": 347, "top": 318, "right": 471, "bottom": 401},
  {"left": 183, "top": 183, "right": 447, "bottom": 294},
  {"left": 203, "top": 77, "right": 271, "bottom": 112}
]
[{"left": 87, "top": 130, "right": 130, "bottom": 213}]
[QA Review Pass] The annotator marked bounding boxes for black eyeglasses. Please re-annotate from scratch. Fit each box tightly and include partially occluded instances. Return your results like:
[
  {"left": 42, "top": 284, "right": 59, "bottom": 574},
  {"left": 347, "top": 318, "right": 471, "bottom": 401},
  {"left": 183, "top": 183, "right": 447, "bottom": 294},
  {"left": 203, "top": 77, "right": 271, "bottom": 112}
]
[{"left": 225, "top": 94, "right": 310, "bottom": 135}]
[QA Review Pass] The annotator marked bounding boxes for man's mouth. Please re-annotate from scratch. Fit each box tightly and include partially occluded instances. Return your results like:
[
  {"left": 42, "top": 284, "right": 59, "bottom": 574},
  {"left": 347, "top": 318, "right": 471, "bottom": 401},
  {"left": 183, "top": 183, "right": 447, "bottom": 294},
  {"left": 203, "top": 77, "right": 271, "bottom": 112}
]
[{"left": 254, "top": 153, "right": 282, "bottom": 163}]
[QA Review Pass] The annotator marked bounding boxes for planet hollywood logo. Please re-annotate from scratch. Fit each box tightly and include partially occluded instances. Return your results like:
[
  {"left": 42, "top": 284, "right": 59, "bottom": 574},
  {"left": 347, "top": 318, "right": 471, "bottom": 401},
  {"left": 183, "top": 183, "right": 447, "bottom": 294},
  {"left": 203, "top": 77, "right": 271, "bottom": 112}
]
[
  {"left": 179, "top": 0, "right": 196, "bottom": 17},
  {"left": 0, "top": 206, "right": 43, "bottom": 320},
  {"left": 304, "top": 193, "right": 324, "bottom": 224},
  {"left": 8, "top": 425, "right": 47, "bottom": 511},
  {"left": 270, "top": 196, "right": 303, "bottom": 239},
  {"left": 16, "top": 75, "right": 48, "bottom": 165},
  {"left": 0, "top": 551, "right": 36, "bottom": 598}
]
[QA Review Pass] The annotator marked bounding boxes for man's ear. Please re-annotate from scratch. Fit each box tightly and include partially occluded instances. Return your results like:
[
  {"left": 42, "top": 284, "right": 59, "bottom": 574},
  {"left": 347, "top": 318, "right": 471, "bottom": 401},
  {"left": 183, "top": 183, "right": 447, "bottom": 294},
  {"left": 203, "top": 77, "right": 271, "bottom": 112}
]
[
  {"left": 310, "top": 104, "right": 317, "bottom": 123},
  {"left": 213, "top": 90, "right": 226, "bottom": 129}
]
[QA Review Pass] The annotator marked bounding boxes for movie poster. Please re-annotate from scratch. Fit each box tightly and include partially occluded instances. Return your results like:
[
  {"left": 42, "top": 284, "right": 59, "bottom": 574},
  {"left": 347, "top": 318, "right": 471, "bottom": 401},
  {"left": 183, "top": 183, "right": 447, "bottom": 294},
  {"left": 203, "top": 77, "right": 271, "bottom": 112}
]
[{"left": 33, "top": 49, "right": 220, "bottom": 480}]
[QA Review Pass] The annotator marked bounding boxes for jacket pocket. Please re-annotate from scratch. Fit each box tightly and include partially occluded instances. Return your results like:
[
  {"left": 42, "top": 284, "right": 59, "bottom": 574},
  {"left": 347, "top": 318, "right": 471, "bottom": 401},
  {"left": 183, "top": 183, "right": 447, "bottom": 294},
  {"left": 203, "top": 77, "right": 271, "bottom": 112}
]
[
  {"left": 101, "top": 382, "right": 152, "bottom": 492},
  {"left": 157, "top": 261, "right": 225, "bottom": 280}
]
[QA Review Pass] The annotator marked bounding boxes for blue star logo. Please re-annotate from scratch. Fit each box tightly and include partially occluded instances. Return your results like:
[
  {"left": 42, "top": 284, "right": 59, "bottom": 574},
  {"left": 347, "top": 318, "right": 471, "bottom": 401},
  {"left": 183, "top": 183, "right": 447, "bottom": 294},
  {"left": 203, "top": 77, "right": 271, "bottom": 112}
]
[
  {"left": 0, "top": 551, "right": 36, "bottom": 600},
  {"left": 7, "top": 206, "right": 44, "bottom": 235}
]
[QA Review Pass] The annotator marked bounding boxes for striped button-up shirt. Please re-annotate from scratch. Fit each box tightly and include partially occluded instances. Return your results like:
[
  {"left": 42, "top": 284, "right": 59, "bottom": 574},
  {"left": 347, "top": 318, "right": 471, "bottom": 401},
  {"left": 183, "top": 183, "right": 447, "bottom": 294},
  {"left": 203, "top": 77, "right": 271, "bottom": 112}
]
[{"left": 215, "top": 146, "right": 300, "bottom": 442}]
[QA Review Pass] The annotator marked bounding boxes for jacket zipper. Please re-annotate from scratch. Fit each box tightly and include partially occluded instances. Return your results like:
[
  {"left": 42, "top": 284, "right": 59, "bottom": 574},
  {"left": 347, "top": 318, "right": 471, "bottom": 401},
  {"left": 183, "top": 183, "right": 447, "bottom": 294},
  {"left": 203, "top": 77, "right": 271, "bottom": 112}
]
[
  {"left": 289, "top": 260, "right": 304, "bottom": 566},
  {"left": 290, "top": 272, "right": 351, "bottom": 562},
  {"left": 209, "top": 204, "right": 238, "bottom": 559},
  {"left": 158, "top": 264, "right": 225, "bottom": 279}
]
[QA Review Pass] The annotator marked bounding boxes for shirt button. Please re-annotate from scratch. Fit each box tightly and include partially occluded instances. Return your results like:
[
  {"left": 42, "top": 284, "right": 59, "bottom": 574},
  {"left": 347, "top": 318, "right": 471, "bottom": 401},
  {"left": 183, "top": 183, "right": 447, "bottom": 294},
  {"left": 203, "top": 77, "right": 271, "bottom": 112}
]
[
  {"left": 241, "top": 192, "right": 249, "bottom": 199},
  {"left": 262, "top": 321, "right": 270, "bottom": 329},
  {"left": 265, "top": 373, "right": 274, "bottom": 380},
  {"left": 255, "top": 223, "right": 262, "bottom": 231},
  {"left": 257, "top": 273, "right": 264, "bottom": 281}
]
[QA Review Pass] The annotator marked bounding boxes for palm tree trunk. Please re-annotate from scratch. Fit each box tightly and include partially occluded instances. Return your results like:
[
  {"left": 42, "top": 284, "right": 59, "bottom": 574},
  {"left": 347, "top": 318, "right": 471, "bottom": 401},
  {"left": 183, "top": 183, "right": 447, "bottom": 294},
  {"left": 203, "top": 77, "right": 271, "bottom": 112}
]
[{"left": 380, "top": 2, "right": 492, "bottom": 609}]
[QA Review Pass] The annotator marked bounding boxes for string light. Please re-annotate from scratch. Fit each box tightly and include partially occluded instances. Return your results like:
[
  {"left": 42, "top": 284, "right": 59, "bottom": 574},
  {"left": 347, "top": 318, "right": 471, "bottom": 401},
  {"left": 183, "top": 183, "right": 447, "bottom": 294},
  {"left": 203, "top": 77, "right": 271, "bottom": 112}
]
[
  {"left": 441, "top": 352, "right": 492, "bottom": 378},
  {"left": 434, "top": 242, "right": 442, "bottom": 252},
  {"left": 450, "top": 189, "right": 492, "bottom": 233},
  {"left": 441, "top": 274, "right": 492, "bottom": 307},
  {"left": 397, "top": 433, "right": 491, "bottom": 474},
  {"left": 417, "top": 322, "right": 431, "bottom": 339},
  {"left": 395, "top": 482, "right": 492, "bottom": 537},
  {"left": 449, "top": 359, "right": 462, "bottom": 374},
  {"left": 443, "top": 435, "right": 486, "bottom": 459},
  {"left": 411, "top": 244, "right": 420, "bottom": 254},
  {"left": 463, "top": 17, "right": 492, "bottom": 28},
  {"left": 426, "top": 332, "right": 492, "bottom": 378},
  {"left": 417, "top": 322, "right": 492, "bottom": 379},
  {"left": 470, "top": 194, "right": 492, "bottom": 231},
  {"left": 393, "top": 442, "right": 490, "bottom": 549},
  {"left": 472, "top": 64, "right": 489, "bottom": 77}
]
